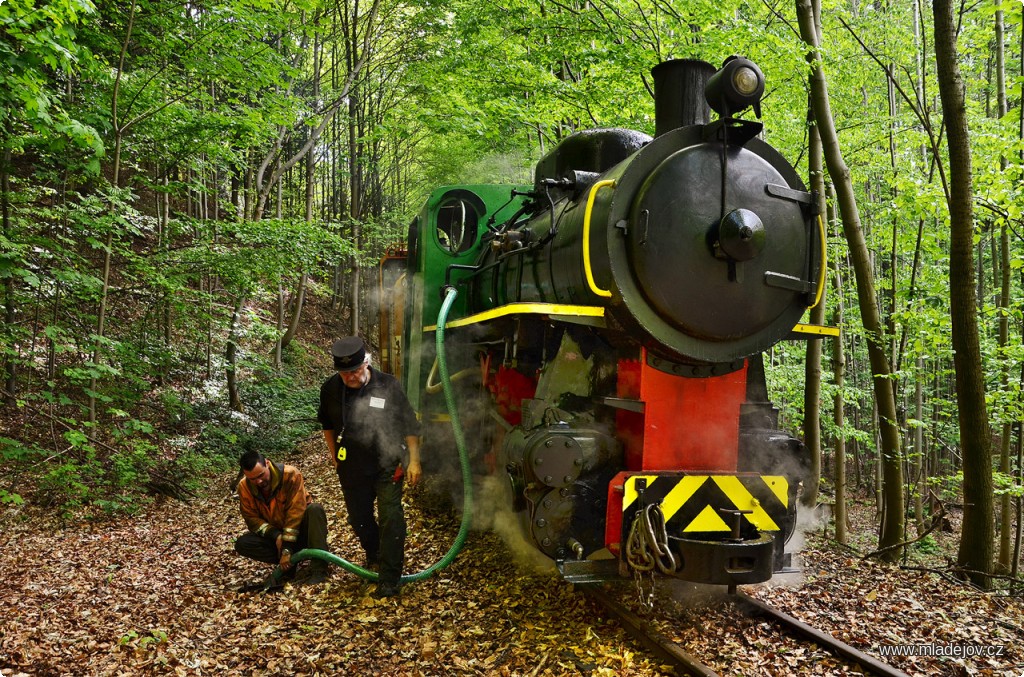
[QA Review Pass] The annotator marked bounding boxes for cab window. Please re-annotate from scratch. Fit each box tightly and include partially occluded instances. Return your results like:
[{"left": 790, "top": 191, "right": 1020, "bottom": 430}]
[{"left": 436, "top": 192, "right": 482, "bottom": 254}]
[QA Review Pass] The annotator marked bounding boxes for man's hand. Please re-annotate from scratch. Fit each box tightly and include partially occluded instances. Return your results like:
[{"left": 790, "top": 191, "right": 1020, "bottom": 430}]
[
  {"left": 405, "top": 460, "right": 422, "bottom": 487},
  {"left": 276, "top": 536, "right": 292, "bottom": 570},
  {"left": 405, "top": 435, "right": 421, "bottom": 486}
]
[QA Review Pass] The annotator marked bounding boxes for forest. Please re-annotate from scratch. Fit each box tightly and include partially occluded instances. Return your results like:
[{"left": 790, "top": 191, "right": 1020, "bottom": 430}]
[{"left": 2, "top": 0, "right": 1024, "bottom": 621}]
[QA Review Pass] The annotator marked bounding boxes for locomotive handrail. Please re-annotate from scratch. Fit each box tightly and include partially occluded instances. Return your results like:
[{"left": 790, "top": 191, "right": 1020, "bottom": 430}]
[
  {"left": 807, "top": 213, "right": 827, "bottom": 310},
  {"left": 423, "top": 302, "right": 604, "bottom": 331},
  {"left": 424, "top": 354, "right": 476, "bottom": 394},
  {"left": 583, "top": 179, "right": 616, "bottom": 298}
]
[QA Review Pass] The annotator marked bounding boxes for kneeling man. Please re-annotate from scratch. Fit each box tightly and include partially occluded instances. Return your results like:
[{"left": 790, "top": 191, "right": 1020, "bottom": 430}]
[{"left": 234, "top": 450, "right": 330, "bottom": 586}]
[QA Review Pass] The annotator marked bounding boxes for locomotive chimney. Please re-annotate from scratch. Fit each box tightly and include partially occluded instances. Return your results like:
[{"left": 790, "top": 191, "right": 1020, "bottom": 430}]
[{"left": 651, "top": 59, "right": 716, "bottom": 137}]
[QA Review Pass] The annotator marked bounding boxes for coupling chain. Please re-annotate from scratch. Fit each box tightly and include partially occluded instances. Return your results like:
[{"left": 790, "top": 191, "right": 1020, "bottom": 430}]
[{"left": 625, "top": 503, "right": 677, "bottom": 575}]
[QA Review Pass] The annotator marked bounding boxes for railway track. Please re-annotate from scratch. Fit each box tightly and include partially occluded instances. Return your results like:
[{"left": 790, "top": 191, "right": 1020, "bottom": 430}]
[{"left": 578, "top": 584, "right": 910, "bottom": 677}]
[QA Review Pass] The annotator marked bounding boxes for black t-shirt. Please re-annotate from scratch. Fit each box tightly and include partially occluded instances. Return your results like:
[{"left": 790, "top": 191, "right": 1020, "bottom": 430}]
[{"left": 317, "top": 367, "right": 420, "bottom": 480}]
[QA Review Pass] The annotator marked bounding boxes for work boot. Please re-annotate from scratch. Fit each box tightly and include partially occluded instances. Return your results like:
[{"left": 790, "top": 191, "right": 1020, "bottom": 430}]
[{"left": 371, "top": 582, "right": 400, "bottom": 599}]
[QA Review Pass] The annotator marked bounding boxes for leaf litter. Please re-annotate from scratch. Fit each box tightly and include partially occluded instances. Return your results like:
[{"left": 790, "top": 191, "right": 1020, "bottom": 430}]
[{"left": 1, "top": 444, "right": 1022, "bottom": 676}]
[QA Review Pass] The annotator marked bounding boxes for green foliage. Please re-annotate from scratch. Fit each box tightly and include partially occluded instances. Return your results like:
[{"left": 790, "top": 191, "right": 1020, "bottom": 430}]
[
  {"left": 913, "top": 534, "right": 940, "bottom": 555},
  {"left": 157, "top": 390, "right": 195, "bottom": 428},
  {"left": 20, "top": 418, "right": 157, "bottom": 516},
  {"left": 171, "top": 217, "right": 352, "bottom": 293},
  {"left": 196, "top": 373, "right": 320, "bottom": 464},
  {"left": 993, "top": 471, "right": 1024, "bottom": 498},
  {"left": 118, "top": 628, "right": 168, "bottom": 650},
  {"left": 0, "top": 489, "right": 25, "bottom": 506},
  {"left": 15, "top": 359, "right": 322, "bottom": 515},
  {"left": 6, "top": 320, "right": 326, "bottom": 515},
  {"left": 0, "top": 0, "right": 105, "bottom": 175},
  {"left": 927, "top": 472, "right": 965, "bottom": 504},
  {"left": 765, "top": 344, "right": 808, "bottom": 433},
  {"left": 0, "top": 436, "right": 45, "bottom": 464},
  {"left": 37, "top": 461, "right": 93, "bottom": 516}
]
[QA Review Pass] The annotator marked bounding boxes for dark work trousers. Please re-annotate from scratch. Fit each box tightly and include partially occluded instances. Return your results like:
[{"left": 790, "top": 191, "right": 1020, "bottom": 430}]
[
  {"left": 235, "top": 503, "right": 329, "bottom": 568},
  {"left": 339, "top": 467, "right": 406, "bottom": 587}
]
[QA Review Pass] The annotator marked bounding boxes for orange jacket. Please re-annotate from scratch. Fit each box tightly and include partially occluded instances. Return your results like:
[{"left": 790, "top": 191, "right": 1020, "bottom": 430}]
[{"left": 238, "top": 462, "right": 311, "bottom": 547}]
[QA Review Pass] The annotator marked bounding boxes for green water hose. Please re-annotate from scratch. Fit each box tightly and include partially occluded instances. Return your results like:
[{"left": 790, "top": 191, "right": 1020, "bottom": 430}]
[{"left": 262, "top": 286, "right": 472, "bottom": 590}]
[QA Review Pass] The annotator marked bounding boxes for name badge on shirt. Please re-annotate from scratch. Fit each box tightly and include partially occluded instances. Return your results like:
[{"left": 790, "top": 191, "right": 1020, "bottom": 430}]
[{"left": 369, "top": 396, "right": 386, "bottom": 409}]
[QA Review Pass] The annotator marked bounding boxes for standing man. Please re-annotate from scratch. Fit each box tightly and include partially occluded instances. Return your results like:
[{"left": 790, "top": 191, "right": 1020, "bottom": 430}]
[
  {"left": 234, "top": 450, "right": 330, "bottom": 586},
  {"left": 318, "top": 336, "right": 421, "bottom": 598}
]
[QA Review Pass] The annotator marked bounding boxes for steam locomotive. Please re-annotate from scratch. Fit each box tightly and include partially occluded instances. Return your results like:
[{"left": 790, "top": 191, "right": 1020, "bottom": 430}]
[{"left": 378, "top": 58, "right": 831, "bottom": 587}]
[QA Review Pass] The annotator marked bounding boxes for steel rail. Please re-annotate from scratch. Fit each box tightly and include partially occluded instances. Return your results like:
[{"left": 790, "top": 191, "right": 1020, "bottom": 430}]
[
  {"left": 577, "top": 584, "right": 910, "bottom": 677},
  {"left": 733, "top": 592, "right": 911, "bottom": 677},
  {"left": 578, "top": 584, "right": 719, "bottom": 677}
]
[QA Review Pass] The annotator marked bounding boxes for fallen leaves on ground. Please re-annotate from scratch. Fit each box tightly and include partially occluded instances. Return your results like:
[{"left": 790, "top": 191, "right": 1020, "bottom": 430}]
[
  {"left": 0, "top": 441, "right": 667, "bottom": 676},
  {"left": 2, "top": 448, "right": 1022, "bottom": 676}
]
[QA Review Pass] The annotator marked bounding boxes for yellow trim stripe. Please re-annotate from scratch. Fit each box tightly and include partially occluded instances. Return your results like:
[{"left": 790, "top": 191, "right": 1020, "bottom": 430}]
[
  {"left": 712, "top": 476, "right": 779, "bottom": 531},
  {"left": 661, "top": 475, "right": 709, "bottom": 518},
  {"left": 424, "top": 302, "right": 605, "bottom": 331},
  {"left": 761, "top": 475, "right": 789, "bottom": 505},
  {"left": 793, "top": 323, "right": 840, "bottom": 337},
  {"left": 622, "top": 474, "right": 788, "bottom": 533}
]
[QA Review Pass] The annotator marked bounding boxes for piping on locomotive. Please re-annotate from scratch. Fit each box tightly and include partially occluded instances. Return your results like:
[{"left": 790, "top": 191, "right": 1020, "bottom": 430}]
[{"left": 379, "top": 57, "right": 836, "bottom": 588}]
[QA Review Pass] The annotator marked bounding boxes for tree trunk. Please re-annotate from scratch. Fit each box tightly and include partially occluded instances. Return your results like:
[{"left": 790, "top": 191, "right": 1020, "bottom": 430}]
[
  {"left": 933, "top": 0, "right": 994, "bottom": 588},
  {"left": 348, "top": 88, "right": 362, "bottom": 335},
  {"left": 276, "top": 90, "right": 317, "bottom": 355},
  {"left": 801, "top": 90, "right": 826, "bottom": 506},
  {"left": 274, "top": 284, "right": 285, "bottom": 370},
  {"left": 797, "top": 0, "right": 904, "bottom": 561},
  {"left": 1014, "top": 413, "right": 1023, "bottom": 585},
  {"left": 90, "top": 0, "right": 137, "bottom": 425},
  {"left": 159, "top": 173, "right": 171, "bottom": 387},
  {"left": 1, "top": 143, "right": 15, "bottom": 407},
  {"left": 90, "top": 136, "right": 119, "bottom": 425},
  {"left": 829, "top": 188, "right": 848, "bottom": 545},
  {"left": 226, "top": 295, "right": 245, "bottom": 412},
  {"left": 993, "top": 0, "right": 1013, "bottom": 577},
  {"left": 832, "top": 299, "right": 847, "bottom": 545},
  {"left": 1014, "top": 18, "right": 1024, "bottom": 591},
  {"left": 914, "top": 356, "right": 926, "bottom": 534},
  {"left": 279, "top": 274, "right": 307, "bottom": 350}
]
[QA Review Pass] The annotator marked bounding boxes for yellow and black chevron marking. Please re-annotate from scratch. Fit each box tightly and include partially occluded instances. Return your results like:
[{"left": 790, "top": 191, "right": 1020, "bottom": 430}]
[{"left": 623, "top": 474, "right": 789, "bottom": 533}]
